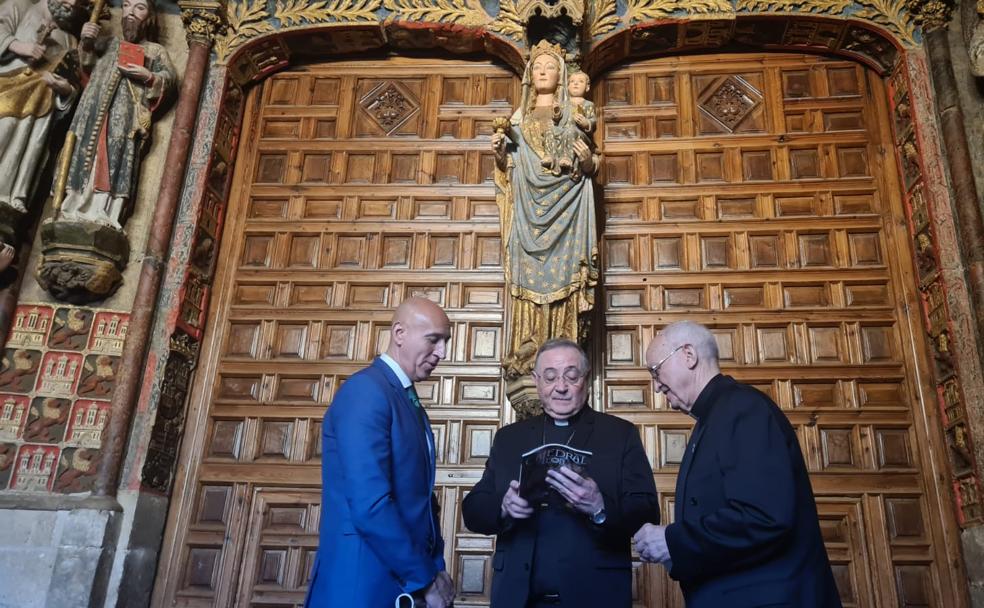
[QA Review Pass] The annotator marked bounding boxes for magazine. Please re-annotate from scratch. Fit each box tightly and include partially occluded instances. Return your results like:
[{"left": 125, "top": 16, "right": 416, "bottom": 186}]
[{"left": 518, "top": 443, "right": 593, "bottom": 505}]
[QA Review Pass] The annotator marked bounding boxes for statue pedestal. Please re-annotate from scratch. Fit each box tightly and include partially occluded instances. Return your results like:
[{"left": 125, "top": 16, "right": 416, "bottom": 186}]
[
  {"left": 37, "top": 220, "right": 129, "bottom": 303},
  {"left": 505, "top": 375, "right": 542, "bottom": 421}
]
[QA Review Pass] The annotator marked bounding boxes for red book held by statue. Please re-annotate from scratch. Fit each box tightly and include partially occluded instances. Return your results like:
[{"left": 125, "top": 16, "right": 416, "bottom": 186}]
[{"left": 117, "top": 41, "right": 144, "bottom": 67}]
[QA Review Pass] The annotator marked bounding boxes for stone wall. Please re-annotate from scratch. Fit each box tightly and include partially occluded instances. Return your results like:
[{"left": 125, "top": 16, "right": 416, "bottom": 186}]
[{"left": 0, "top": 4, "right": 188, "bottom": 606}]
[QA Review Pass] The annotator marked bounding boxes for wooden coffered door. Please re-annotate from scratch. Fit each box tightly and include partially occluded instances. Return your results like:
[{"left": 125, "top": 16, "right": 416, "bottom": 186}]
[
  {"left": 154, "top": 53, "right": 965, "bottom": 607},
  {"left": 595, "top": 54, "right": 964, "bottom": 607}
]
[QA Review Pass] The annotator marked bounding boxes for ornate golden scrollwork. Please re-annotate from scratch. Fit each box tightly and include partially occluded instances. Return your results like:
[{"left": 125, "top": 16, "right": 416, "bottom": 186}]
[
  {"left": 626, "top": 0, "right": 734, "bottom": 23},
  {"left": 735, "top": 0, "right": 851, "bottom": 14},
  {"left": 382, "top": 0, "right": 490, "bottom": 26},
  {"left": 586, "top": 0, "right": 619, "bottom": 38},
  {"left": 215, "top": 0, "right": 274, "bottom": 61},
  {"left": 903, "top": 0, "right": 951, "bottom": 30},
  {"left": 854, "top": 0, "right": 917, "bottom": 44},
  {"left": 276, "top": 0, "right": 381, "bottom": 26},
  {"left": 489, "top": 0, "right": 525, "bottom": 40}
]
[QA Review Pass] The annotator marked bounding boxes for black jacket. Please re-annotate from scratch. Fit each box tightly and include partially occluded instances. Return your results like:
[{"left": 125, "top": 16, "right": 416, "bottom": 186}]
[
  {"left": 462, "top": 407, "right": 660, "bottom": 608},
  {"left": 666, "top": 374, "right": 842, "bottom": 607}
]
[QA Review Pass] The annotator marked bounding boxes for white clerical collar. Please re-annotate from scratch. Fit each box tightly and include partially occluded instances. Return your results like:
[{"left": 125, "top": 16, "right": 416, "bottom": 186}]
[
  {"left": 552, "top": 418, "right": 570, "bottom": 427},
  {"left": 379, "top": 353, "right": 412, "bottom": 388}
]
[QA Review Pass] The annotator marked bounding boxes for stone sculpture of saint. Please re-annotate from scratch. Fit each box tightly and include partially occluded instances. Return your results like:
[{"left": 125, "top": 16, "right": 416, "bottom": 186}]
[
  {"left": 492, "top": 40, "right": 599, "bottom": 379},
  {"left": 0, "top": 0, "right": 85, "bottom": 220},
  {"left": 57, "top": 0, "right": 175, "bottom": 229}
]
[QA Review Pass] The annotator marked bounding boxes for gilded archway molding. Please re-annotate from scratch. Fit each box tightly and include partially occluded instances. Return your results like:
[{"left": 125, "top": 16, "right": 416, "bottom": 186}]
[{"left": 207, "top": 0, "right": 951, "bottom": 73}]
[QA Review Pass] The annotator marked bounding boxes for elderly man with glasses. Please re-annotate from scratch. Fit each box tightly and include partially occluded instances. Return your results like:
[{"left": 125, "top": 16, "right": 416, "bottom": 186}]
[
  {"left": 633, "top": 321, "right": 841, "bottom": 608},
  {"left": 463, "top": 338, "right": 660, "bottom": 608}
]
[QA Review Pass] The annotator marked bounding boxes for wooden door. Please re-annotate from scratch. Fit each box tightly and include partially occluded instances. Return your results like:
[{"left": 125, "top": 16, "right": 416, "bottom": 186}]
[
  {"left": 596, "top": 53, "right": 963, "bottom": 607},
  {"left": 154, "top": 57, "right": 518, "bottom": 607},
  {"left": 155, "top": 53, "right": 965, "bottom": 608}
]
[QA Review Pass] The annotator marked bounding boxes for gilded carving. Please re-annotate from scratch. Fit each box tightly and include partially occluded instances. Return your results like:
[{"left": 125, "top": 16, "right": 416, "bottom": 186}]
[
  {"left": 956, "top": 476, "right": 983, "bottom": 523},
  {"left": 274, "top": 0, "right": 381, "bottom": 26},
  {"left": 903, "top": 0, "right": 951, "bottom": 30},
  {"left": 586, "top": 0, "right": 619, "bottom": 37},
  {"left": 949, "top": 423, "right": 975, "bottom": 470},
  {"left": 207, "top": 0, "right": 933, "bottom": 67},
  {"left": 943, "top": 378, "right": 961, "bottom": 423},
  {"left": 215, "top": 0, "right": 274, "bottom": 61},
  {"left": 382, "top": 0, "right": 489, "bottom": 26},
  {"left": 626, "top": 0, "right": 734, "bottom": 22},
  {"left": 180, "top": 2, "right": 226, "bottom": 45},
  {"left": 735, "top": 0, "right": 851, "bottom": 14},
  {"left": 853, "top": 0, "right": 917, "bottom": 45},
  {"left": 489, "top": 0, "right": 525, "bottom": 40}
]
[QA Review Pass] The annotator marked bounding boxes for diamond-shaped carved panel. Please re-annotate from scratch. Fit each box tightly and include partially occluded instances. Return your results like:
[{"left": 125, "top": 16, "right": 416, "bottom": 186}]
[
  {"left": 699, "top": 76, "right": 761, "bottom": 131},
  {"left": 360, "top": 81, "right": 419, "bottom": 134}
]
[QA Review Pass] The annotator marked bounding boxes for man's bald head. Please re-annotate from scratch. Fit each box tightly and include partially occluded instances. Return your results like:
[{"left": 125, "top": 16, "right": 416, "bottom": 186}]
[
  {"left": 645, "top": 320, "right": 721, "bottom": 413},
  {"left": 387, "top": 297, "right": 452, "bottom": 382},
  {"left": 649, "top": 321, "right": 719, "bottom": 365}
]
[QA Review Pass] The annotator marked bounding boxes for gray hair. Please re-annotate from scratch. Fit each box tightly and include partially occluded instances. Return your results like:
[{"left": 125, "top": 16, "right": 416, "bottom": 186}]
[
  {"left": 534, "top": 339, "right": 590, "bottom": 374},
  {"left": 659, "top": 321, "right": 719, "bottom": 363}
]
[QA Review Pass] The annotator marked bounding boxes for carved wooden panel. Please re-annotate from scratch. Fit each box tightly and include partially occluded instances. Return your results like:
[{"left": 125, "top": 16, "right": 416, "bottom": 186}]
[
  {"left": 157, "top": 58, "right": 516, "bottom": 608},
  {"left": 597, "top": 54, "right": 962, "bottom": 607}
]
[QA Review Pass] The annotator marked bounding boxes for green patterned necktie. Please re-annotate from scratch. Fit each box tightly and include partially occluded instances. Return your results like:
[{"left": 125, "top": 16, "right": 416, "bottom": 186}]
[{"left": 406, "top": 386, "right": 421, "bottom": 408}]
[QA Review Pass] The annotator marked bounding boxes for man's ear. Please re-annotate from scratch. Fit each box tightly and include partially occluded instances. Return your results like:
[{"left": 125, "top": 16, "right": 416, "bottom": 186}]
[
  {"left": 390, "top": 321, "right": 405, "bottom": 348},
  {"left": 684, "top": 344, "right": 699, "bottom": 370}
]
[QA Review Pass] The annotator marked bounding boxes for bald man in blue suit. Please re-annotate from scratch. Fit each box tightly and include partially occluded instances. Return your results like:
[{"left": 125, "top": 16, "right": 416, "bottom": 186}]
[{"left": 305, "top": 297, "right": 455, "bottom": 608}]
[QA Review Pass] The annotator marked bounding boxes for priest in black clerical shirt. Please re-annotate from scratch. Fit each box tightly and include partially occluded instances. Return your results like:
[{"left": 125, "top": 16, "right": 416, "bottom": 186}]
[{"left": 462, "top": 339, "right": 660, "bottom": 608}]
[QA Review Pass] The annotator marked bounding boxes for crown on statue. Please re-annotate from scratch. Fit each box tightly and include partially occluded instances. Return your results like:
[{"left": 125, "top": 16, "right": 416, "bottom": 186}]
[{"left": 529, "top": 39, "right": 566, "bottom": 62}]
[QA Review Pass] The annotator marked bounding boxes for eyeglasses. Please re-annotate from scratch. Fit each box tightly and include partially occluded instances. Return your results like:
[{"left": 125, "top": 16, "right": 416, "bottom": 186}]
[
  {"left": 648, "top": 344, "right": 687, "bottom": 383},
  {"left": 533, "top": 368, "right": 587, "bottom": 387}
]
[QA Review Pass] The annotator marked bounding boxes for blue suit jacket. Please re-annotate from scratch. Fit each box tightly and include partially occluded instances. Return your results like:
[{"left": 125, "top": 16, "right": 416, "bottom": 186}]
[
  {"left": 305, "top": 358, "right": 445, "bottom": 607},
  {"left": 666, "top": 375, "right": 842, "bottom": 608}
]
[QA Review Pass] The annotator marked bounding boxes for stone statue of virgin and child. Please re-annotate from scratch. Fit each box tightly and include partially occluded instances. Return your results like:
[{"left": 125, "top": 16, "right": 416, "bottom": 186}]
[{"left": 492, "top": 40, "right": 600, "bottom": 382}]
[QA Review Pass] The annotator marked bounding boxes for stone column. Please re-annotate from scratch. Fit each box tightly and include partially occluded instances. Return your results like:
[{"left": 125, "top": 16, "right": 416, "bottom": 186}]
[
  {"left": 92, "top": 0, "right": 224, "bottom": 497},
  {"left": 922, "top": 10, "right": 984, "bottom": 366}
]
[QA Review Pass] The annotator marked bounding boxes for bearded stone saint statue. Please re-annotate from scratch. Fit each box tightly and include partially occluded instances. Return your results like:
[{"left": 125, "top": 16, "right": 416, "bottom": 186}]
[
  {"left": 0, "top": 0, "right": 86, "bottom": 248},
  {"left": 57, "top": 0, "right": 175, "bottom": 228},
  {"left": 492, "top": 40, "right": 599, "bottom": 389},
  {"left": 38, "top": 0, "right": 175, "bottom": 303}
]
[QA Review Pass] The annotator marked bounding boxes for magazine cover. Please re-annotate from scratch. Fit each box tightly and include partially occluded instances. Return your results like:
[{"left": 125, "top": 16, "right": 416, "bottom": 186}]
[{"left": 518, "top": 443, "right": 593, "bottom": 505}]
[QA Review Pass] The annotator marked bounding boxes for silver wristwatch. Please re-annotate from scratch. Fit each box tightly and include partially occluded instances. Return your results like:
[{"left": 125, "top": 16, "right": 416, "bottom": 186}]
[{"left": 591, "top": 507, "right": 606, "bottom": 525}]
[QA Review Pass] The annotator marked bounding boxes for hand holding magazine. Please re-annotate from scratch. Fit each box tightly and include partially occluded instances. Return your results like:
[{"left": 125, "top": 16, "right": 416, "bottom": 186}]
[{"left": 518, "top": 443, "right": 593, "bottom": 505}]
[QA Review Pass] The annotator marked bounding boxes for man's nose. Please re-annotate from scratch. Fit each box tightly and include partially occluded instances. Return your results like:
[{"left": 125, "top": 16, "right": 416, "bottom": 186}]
[{"left": 435, "top": 340, "right": 448, "bottom": 359}]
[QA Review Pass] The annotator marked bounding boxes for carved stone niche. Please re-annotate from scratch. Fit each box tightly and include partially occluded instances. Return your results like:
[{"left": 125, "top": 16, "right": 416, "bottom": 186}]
[
  {"left": 36, "top": 220, "right": 129, "bottom": 304},
  {"left": 520, "top": 0, "right": 584, "bottom": 60},
  {"left": 507, "top": 375, "right": 543, "bottom": 421}
]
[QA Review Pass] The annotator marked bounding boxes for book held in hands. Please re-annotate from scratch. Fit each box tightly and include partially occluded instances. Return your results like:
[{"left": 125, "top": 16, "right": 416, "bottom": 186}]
[
  {"left": 518, "top": 443, "right": 592, "bottom": 505},
  {"left": 118, "top": 41, "right": 145, "bottom": 68}
]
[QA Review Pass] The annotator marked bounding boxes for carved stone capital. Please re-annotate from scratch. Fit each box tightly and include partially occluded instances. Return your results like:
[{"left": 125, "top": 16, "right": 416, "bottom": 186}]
[
  {"left": 180, "top": 0, "right": 226, "bottom": 46},
  {"left": 506, "top": 376, "right": 543, "bottom": 421}
]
